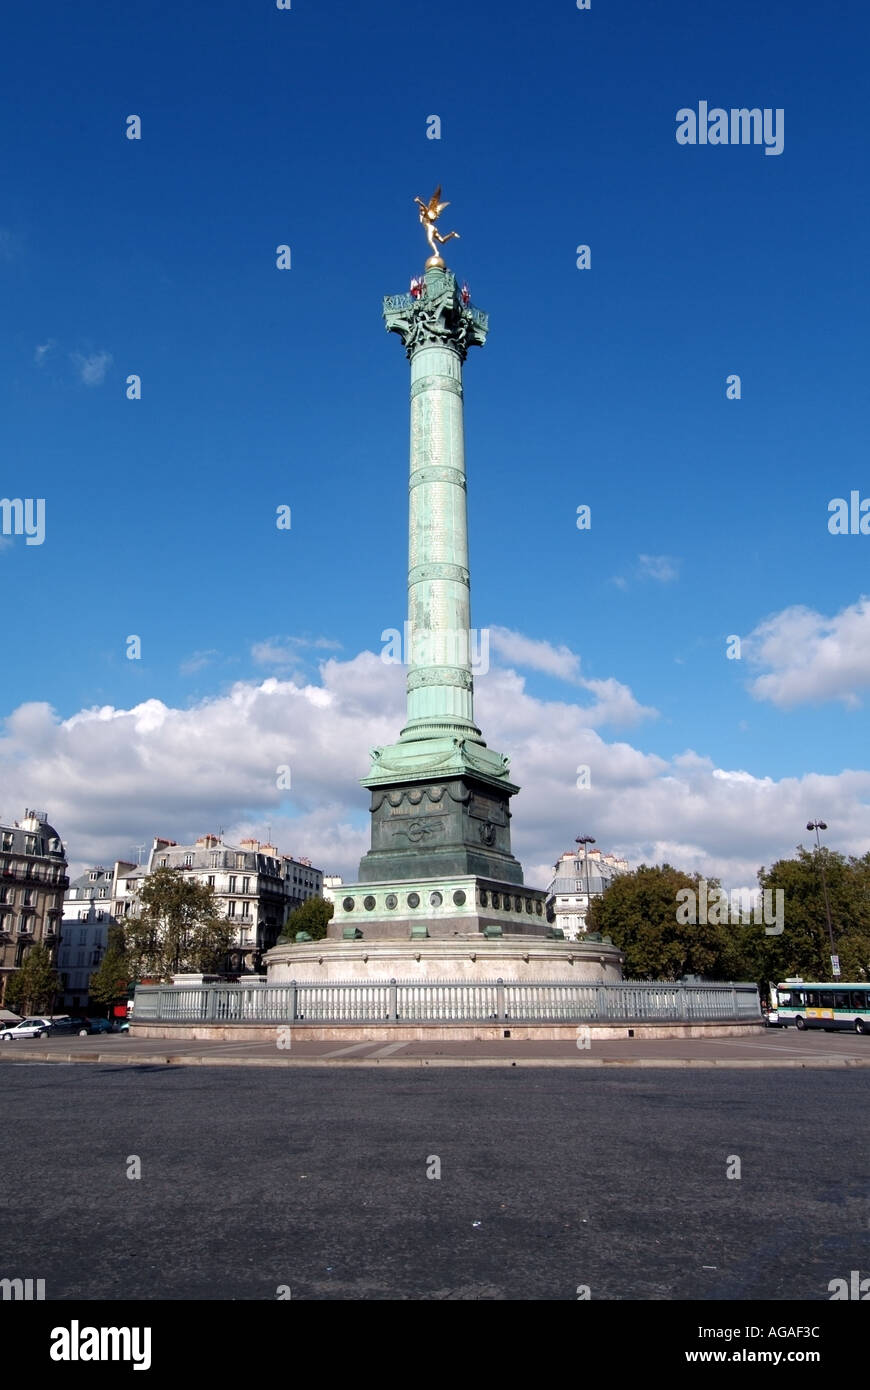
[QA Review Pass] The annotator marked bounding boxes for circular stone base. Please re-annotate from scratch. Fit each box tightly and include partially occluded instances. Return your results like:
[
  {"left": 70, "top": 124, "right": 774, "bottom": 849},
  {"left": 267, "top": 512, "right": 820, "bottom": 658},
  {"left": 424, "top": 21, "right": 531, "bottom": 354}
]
[{"left": 265, "top": 936, "right": 624, "bottom": 983}]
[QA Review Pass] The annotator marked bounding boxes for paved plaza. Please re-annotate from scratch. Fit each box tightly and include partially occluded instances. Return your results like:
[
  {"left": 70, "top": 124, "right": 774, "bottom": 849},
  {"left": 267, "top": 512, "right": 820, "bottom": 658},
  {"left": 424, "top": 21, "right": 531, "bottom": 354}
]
[
  {"left": 2, "top": 1061, "right": 867, "bottom": 1300},
  {"left": 1, "top": 1026, "right": 869, "bottom": 1068}
]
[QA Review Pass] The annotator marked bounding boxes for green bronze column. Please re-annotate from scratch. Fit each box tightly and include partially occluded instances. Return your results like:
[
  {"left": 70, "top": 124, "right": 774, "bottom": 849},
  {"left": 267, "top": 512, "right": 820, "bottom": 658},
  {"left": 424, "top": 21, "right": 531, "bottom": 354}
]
[
  {"left": 367, "top": 265, "right": 511, "bottom": 791},
  {"left": 399, "top": 265, "right": 482, "bottom": 742}
]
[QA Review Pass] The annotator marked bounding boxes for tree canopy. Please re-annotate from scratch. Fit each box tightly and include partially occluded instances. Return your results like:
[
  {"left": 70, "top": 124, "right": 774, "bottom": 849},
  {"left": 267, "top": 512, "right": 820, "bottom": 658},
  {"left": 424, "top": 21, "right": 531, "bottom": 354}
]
[
  {"left": 89, "top": 925, "right": 132, "bottom": 1007},
  {"left": 278, "top": 895, "right": 334, "bottom": 943},
  {"left": 5, "top": 943, "right": 62, "bottom": 1015},
  {"left": 585, "top": 848, "right": 870, "bottom": 986},
  {"left": 123, "top": 867, "right": 234, "bottom": 981}
]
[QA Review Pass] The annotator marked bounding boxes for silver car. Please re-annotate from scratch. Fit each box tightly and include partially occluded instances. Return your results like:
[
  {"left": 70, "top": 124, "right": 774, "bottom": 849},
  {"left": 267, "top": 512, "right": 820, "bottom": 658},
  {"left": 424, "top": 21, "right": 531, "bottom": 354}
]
[{"left": 0, "top": 1016, "right": 51, "bottom": 1040}]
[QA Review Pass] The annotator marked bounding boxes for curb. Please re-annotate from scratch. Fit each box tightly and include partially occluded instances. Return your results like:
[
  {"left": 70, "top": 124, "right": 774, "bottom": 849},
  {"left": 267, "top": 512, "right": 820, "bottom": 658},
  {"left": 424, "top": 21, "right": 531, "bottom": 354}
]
[{"left": 1, "top": 1050, "right": 869, "bottom": 1070}]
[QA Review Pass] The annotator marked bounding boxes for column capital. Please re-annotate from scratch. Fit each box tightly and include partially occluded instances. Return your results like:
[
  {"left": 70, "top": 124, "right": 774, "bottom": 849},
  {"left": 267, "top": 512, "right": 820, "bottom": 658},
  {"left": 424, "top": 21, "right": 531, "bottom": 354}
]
[{"left": 383, "top": 267, "right": 488, "bottom": 361}]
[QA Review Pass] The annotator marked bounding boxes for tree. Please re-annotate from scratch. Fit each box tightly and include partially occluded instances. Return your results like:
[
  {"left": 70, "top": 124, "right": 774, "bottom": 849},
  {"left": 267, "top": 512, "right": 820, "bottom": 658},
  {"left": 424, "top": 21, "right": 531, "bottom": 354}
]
[
  {"left": 5, "top": 944, "right": 62, "bottom": 1015},
  {"left": 89, "top": 926, "right": 132, "bottom": 1010},
  {"left": 585, "top": 863, "right": 743, "bottom": 980},
  {"left": 123, "top": 867, "right": 234, "bottom": 981},
  {"left": 278, "top": 895, "right": 334, "bottom": 943},
  {"left": 750, "top": 846, "right": 870, "bottom": 986}
]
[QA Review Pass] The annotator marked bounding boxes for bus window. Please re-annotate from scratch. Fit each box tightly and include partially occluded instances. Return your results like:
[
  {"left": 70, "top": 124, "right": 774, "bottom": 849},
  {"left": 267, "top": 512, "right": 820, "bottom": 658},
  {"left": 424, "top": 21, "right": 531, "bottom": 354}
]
[
  {"left": 835, "top": 992, "right": 849, "bottom": 1010},
  {"left": 805, "top": 991, "right": 819, "bottom": 1007},
  {"left": 852, "top": 991, "right": 869, "bottom": 1011}
]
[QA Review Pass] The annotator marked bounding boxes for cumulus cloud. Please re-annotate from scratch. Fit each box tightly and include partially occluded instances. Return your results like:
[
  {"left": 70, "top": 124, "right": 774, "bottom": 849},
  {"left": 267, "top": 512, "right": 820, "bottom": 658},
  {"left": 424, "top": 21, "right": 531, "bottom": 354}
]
[
  {"left": 488, "top": 626, "right": 657, "bottom": 726},
  {"left": 70, "top": 350, "right": 112, "bottom": 387},
  {"left": 2, "top": 651, "right": 867, "bottom": 890},
  {"left": 252, "top": 635, "right": 343, "bottom": 668},
  {"left": 744, "top": 597, "right": 870, "bottom": 709}
]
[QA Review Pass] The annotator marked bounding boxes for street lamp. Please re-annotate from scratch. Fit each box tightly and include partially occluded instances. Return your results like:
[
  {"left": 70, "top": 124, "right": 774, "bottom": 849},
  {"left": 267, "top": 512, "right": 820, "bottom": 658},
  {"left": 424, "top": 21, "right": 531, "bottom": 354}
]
[
  {"left": 575, "top": 836, "right": 595, "bottom": 934},
  {"left": 806, "top": 820, "right": 838, "bottom": 979}
]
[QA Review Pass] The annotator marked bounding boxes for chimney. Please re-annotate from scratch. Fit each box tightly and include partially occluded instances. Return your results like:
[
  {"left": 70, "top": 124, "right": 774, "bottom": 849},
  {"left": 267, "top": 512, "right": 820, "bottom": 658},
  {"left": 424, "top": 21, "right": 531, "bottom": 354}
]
[{"left": 240, "top": 838, "right": 260, "bottom": 851}]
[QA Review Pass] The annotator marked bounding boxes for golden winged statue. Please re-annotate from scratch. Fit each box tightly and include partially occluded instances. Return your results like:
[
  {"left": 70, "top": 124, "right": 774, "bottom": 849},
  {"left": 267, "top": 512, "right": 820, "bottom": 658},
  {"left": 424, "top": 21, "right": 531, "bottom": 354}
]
[{"left": 414, "top": 186, "right": 460, "bottom": 266}]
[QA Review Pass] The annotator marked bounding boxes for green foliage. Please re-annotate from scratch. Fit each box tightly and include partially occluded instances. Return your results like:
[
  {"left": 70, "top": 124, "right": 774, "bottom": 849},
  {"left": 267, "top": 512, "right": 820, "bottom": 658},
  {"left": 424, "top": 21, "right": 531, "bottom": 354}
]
[
  {"left": 123, "top": 867, "right": 234, "bottom": 981},
  {"left": 89, "top": 925, "right": 132, "bottom": 1007},
  {"left": 5, "top": 943, "right": 62, "bottom": 1014},
  {"left": 278, "top": 895, "right": 334, "bottom": 943},
  {"left": 586, "top": 864, "right": 747, "bottom": 981},
  {"left": 752, "top": 847, "right": 870, "bottom": 984},
  {"left": 584, "top": 848, "right": 870, "bottom": 988}
]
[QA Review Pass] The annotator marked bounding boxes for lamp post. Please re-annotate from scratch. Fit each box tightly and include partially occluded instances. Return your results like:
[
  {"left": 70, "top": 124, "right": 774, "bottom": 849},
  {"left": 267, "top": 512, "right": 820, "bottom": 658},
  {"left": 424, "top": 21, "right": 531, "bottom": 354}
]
[
  {"left": 806, "top": 820, "right": 838, "bottom": 979},
  {"left": 575, "top": 836, "right": 595, "bottom": 933}
]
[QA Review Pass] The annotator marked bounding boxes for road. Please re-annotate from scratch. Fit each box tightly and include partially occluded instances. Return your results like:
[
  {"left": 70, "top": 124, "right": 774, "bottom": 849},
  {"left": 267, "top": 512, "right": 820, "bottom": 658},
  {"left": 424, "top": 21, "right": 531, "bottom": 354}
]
[{"left": 1, "top": 1061, "right": 868, "bottom": 1300}]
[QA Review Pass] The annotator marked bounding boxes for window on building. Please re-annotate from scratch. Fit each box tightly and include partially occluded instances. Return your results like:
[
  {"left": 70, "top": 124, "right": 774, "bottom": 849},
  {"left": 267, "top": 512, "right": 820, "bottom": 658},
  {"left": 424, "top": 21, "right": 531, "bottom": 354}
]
[
  {"left": 95, "top": 910, "right": 104, "bottom": 921},
  {"left": 210, "top": 853, "right": 221, "bottom": 868},
  {"left": 25, "top": 836, "right": 36, "bottom": 855},
  {"left": 89, "top": 871, "right": 98, "bottom": 881},
  {"left": 91, "top": 948, "right": 103, "bottom": 965},
  {"left": 228, "top": 900, "right": 237, "bottom": 917},
  {"left": 242, "top": 877, "right": 250, "bottom": 894},
  {"left": 236, "top": 854, "right": 245, "bottom": 870},
  {"left": 98, "top": 887, "right": 107, "bottom": 897},
  {"left": 79, "top": 910, "right": 89, "bottom": 921},
  {"left": 228, "top": 876, "right": 237, "bottom": 893},
  {"left": 76, "top": 950, "right": 85, "bottom": 967},
  {"left": 207, "top": 875, "right": 215, "bottom": 888},
  {"left": 78, "top": 928, "right": 87, "bottom": 944},
  {"left": 160, "top": 857, "right": 168, "bottom": 867},
  {"left": 183, "top": 854, "right": 193, "bottom": 867}
]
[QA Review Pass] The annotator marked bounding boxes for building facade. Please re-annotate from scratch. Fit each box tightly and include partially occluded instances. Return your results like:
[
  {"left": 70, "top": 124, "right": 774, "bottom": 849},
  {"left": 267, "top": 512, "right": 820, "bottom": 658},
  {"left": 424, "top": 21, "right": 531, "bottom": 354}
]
[
  {"left": 0, "top": 810, "right": 69, "bottom": 1006},
  {"left": 59, "top": 863, "right": 135, "bottom": 1010},
  {"left": 547, "top": 847, "right": 629, "bottom": 940},
  {"left": 112, "top": 835, "right": 323, "bottom": 975}
]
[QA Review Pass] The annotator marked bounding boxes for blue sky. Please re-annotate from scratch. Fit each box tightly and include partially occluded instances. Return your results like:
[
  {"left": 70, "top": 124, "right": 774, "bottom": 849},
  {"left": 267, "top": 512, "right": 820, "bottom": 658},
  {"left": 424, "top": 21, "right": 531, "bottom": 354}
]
[{"left": 2, "top": 0, "right": 869, "bottom": 885}]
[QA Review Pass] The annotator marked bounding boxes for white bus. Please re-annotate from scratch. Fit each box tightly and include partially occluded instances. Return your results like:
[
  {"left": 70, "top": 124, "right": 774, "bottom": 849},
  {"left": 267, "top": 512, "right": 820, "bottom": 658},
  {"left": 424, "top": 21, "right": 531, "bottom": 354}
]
[{"left": 770, "top": 980, "right": 870, "bottom": 1034}]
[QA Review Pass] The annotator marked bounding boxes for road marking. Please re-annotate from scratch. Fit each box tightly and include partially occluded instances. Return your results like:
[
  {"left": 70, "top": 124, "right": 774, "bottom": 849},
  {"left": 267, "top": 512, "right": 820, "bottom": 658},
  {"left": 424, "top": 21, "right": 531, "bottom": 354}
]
[
  {"left": 321, "top": 1041, "right": 381, "bottom": 1057},
  {"left": 369, "top": 1042, "right": 408, "bottom": 1058}
]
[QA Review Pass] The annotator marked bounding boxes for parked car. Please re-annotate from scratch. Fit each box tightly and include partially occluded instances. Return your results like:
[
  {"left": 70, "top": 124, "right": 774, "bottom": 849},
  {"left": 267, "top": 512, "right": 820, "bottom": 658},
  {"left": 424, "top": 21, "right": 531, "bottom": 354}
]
[
  {"left": 74, "top": 1017, "right": 113, "bottom": 1036},
  {"left": 0, "top": 1017, "right": 51, "bottom": 1040},
  {"left": 47, "top": 1015, "right": 78, "bottom": 1034}
]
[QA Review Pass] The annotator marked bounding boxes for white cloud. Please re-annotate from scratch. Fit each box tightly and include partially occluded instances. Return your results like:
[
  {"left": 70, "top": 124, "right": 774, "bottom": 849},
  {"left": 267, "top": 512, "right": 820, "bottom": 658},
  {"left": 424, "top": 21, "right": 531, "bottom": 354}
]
[
  {"left": 489, "top": 627, "right": 582, "bottom": 682},
  {"left": 180, "top": 649, "right": 220, "bottom": 676},
  {"left": 2, "top": 651, "right": 867, "bottom": 891},
  {"left": 745, "top": 597, "right": 870, "bottom": 709},
  {"left": 488, "top": 626, "right": 657, "bottom": 727},
  {"left": 70, "top": 351, "right": 113, "bottom": 387},
  {"left": 34, "top": 340, "right": 55, "bottom": 365},
  {"left": 638, "top": 554, "right": 679, "bottom": 583},
  {"left": 252, "top": 636, "right": 342, "bottom": 668}
]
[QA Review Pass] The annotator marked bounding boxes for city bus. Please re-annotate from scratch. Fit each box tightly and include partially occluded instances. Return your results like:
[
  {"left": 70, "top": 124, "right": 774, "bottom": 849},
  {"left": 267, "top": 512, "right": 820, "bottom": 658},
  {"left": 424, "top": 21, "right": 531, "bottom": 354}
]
[{"left": 770, "top": 980, "right": 870, "bottom": 1033}]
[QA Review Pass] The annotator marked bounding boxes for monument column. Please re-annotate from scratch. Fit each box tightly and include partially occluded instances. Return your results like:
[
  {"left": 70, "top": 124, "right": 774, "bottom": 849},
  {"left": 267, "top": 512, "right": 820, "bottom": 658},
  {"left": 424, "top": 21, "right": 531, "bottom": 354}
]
[{"left": 392, "top": 264, "right": 486, "bottom": 745}]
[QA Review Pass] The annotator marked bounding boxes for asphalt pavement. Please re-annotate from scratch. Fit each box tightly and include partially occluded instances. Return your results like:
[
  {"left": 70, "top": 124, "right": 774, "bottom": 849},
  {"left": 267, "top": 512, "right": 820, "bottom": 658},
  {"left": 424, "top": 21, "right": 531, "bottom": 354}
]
[{"left": 1, "top": 1061, "right": 868, "bottom": 1300}]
